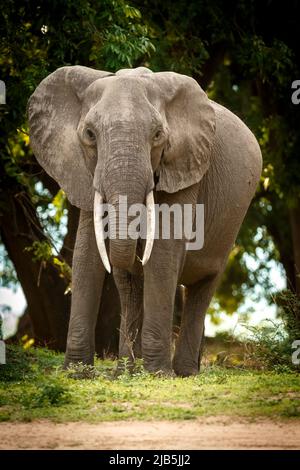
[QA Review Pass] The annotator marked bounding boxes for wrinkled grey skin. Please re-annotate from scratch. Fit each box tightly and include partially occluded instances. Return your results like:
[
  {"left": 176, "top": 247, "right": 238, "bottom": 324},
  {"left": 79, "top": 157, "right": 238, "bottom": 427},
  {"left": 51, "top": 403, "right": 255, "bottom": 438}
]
[{"left": 28, "top": 66, "right": 262, "bottom": 376}]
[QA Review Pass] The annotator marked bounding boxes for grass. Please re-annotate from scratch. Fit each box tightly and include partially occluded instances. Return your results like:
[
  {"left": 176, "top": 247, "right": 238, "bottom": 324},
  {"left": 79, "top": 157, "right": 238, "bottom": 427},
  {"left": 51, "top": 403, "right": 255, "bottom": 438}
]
[{"left": 0, "top": 344, "right": 300, "bottom": 423}]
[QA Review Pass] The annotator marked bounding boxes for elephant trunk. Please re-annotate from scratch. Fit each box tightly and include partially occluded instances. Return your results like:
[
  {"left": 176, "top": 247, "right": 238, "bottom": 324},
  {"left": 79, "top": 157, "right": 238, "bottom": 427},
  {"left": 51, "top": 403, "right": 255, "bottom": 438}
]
[
  {"left": 94, "top": 147, "right": 154, "bottom": 271},
  {"left": 108, "top": 198, "right": 138, "bottom": 270}
]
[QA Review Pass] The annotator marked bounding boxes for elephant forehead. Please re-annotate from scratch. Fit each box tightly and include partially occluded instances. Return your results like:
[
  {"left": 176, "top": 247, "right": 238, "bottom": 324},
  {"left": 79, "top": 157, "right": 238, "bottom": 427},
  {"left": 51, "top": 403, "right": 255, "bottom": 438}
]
[
  {"left": 116, "top": 66, "right": 153, "bottom": 76},
  {"left": 82, "top": 77, "right": 112, "bottom": 103},
  {"left": 82, "top": 83, "right": 161, "bottom": 127},
  {"left": 83, "top": 75, "right": 160, "bottom": 106}
]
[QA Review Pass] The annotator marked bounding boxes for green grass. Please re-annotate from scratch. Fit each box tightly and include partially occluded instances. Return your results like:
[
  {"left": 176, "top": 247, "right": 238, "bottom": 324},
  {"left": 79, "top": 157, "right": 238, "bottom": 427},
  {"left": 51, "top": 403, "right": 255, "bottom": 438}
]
[{"left": 0, "top": 345, "right": 300, "bottom": 423}]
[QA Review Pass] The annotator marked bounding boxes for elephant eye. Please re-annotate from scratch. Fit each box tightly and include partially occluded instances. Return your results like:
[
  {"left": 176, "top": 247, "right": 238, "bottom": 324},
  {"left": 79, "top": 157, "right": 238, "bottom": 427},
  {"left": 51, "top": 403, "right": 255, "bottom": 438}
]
[
  {"left": 84, "top": 127, "right": 96, "bottom": 144},
  {"left": 153, "top": 129, "right": 163, "bottom": 142}
]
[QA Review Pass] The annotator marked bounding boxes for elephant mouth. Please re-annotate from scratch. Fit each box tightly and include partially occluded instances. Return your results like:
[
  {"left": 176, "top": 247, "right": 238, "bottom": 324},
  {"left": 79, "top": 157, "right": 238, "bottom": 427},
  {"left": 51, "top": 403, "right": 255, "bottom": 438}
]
[{"left": 93, "top": 190, "right": 155, "bottom": 273}]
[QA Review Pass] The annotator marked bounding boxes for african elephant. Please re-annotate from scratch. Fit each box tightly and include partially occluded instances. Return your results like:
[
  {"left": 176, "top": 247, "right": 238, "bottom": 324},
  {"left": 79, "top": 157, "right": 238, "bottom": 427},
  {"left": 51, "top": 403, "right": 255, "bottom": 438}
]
[{"left": 28, "top": 66, "right": 262, "bottom": 376}]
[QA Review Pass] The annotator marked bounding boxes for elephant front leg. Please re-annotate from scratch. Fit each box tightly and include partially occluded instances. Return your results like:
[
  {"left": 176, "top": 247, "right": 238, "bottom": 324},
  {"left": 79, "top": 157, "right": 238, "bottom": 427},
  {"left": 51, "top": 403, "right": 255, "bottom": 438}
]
[
  {"left": 142, "top": 241, "right": 185, "bottom": 375},
  {"left": 113, "top": 267, "right": 143, "bottom": 367},
  {"left": 64, "top": 210, "right": 105, "bottom": 367}
]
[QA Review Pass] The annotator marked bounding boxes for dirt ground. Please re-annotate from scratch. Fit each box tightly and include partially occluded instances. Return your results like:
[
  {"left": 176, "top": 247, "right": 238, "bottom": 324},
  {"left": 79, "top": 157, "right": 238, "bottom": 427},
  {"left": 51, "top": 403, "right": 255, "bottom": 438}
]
[{"left": 0, "top": 417, "right": 300, "bottom": 450}]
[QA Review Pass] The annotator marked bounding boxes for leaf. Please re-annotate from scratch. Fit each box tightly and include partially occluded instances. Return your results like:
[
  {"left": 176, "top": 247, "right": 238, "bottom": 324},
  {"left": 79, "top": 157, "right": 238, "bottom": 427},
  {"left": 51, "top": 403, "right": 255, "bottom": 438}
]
[{"left": 263, "top": 177, "right": 270, "bottom": 191}]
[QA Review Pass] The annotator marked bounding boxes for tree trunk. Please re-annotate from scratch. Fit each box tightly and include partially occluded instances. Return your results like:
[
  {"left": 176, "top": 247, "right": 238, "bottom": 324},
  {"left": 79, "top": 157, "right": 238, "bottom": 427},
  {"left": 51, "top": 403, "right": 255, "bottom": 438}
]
[
  {"left": 289, "top": 203, "right": 300, "bottom": 296},
  {"left": 264, "top": 208, "right": 296, "bottom": 292},
  {"left": 0, "top": 190, "right": 70, "bottom": 350},
  {"left": 60, "top": 202, "right": 80, "bottom": 267}
]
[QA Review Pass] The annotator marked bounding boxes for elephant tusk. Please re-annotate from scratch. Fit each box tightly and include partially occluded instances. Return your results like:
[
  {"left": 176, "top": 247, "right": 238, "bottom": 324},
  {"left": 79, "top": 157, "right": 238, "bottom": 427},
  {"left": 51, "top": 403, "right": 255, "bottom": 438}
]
[
  {"left": 94, "top": 191, "right": 111, "bottom": 273},
  {"left": 142, "top": 191, "right": 155, "bottom": 266}
]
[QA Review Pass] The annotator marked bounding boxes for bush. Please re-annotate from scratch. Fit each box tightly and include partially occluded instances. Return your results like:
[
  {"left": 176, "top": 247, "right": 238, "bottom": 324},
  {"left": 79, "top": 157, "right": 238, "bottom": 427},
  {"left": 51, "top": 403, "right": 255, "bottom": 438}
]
[
  {"left": 246, "top": 290, "right": 300, "bottom": 370},
  {"left": 33, "top": 382, "right": 70, "bottom": 406},
  {"left": 20, "top": 381, "right": 70, "bottom": 409},
  {"left": 0, "top": 345, "right": 32, "bottom": 381}
]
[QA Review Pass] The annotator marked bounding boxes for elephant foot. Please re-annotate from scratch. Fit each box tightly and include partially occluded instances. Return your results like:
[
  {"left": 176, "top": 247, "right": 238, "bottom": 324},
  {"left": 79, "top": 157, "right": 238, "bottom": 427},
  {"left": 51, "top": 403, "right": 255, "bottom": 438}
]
[
  {"left": 63, "top": 351, "right": 94, "bottom": 370},
  {"left": 63, "top": 356, "right": 97, "bottom": 379},
  {"left": 144, "top": 363, "right": 175, "bottom": 377},
  {"left": 152, "top": 369, "right": 176, "bottom": 378},
  {"left": 173, "top": 359, "right": 199, "bottom": 377},
  {"left": 174, "top": 367, "right": 199, "bottom": 377},
  {"left": 142, "top": 342, "right": 173, "bottom": 377}
]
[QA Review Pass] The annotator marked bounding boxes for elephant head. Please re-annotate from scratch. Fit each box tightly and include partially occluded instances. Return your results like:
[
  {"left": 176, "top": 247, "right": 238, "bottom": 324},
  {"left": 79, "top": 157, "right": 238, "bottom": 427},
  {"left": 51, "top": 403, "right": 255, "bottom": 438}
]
[{"left": 28, "top": 66, "right": 216, "bottom": 271}]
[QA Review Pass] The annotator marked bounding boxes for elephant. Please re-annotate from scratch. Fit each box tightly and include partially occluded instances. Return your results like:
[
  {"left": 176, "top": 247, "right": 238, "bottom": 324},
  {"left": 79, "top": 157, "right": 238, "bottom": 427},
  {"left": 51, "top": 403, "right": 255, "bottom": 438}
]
[{"left": 28, "top": 66, "right": 262, "bottom": 376}]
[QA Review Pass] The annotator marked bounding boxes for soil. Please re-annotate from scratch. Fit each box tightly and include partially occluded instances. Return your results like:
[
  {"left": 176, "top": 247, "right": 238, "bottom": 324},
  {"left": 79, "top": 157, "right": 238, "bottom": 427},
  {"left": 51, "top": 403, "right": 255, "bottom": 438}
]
[{"left": 1, "top": 417, "right": 300, "bottom": 450}]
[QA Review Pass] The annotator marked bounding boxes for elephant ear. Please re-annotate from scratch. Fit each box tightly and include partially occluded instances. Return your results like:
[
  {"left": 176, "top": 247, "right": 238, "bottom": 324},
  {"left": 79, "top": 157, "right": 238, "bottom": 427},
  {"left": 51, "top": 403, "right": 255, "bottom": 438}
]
[
  {"left": 28, "top": 66, "right": 113, "bottom": 210},
  {"left": 151, "top": 72, "right": 216, "bottom": 193}
]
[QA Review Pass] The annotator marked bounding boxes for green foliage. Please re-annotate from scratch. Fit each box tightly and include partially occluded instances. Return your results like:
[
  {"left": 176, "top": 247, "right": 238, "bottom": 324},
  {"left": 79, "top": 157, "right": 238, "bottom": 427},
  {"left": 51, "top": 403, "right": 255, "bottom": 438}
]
[
  {"left": 237, "top": 36, "right": 294, "bottom": 88},
  {"left": 1, "top": 0, "right": 154, "bottom": 135},
  {"left": 21, "top": 382, "right": 70, "bottom": 408},
  {"left": 1, "top": 345, "right": 300, "bottom": 422},
  {"left": 0, "top": 345, "right": 32, "bottom": 381},
  {"left": 277, "top": 291, "right": 300, "bottom": 337},
  {"left": 246, "top": 290, "right": 300, "bottom": 371},
  {"left": 51, "top": 190, "right": 67, "bottom": 224},
  {"left": 25, "top": 240, "right": 52, "bottom": 263},
  {"left": 25, "top": 240, "right": 72, "bottom": 284}
]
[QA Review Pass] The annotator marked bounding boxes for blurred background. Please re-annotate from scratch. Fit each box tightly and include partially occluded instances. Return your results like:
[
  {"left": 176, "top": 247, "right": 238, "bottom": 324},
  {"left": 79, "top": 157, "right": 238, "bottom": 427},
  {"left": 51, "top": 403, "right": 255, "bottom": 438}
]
[{"left": 1, "top": 0, "right": 300, "bottom": 361}]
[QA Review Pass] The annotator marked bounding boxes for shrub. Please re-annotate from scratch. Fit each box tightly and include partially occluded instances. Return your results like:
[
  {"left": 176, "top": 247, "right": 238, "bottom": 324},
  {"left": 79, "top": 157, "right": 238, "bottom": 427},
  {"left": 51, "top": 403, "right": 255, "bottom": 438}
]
[
  {"left": 0, "top": 345, "right": 32, "bottom": 381},
  {"left": 34, "top": 382, "right": 70, "bottom": 406},
  {"left": 246, "top": 290, "right": 300, "bottom": 370}
]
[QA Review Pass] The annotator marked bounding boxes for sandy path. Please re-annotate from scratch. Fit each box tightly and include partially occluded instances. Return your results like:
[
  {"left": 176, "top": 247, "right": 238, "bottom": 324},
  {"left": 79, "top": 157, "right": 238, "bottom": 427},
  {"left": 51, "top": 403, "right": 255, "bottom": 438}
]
[{"left": 0, "top": 417, "right": 300, "bottom": 450}]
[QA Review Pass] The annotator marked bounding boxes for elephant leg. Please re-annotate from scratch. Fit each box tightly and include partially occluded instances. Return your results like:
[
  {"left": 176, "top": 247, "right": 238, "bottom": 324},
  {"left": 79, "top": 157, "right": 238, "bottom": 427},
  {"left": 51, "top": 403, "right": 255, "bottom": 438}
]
[
  {"left": 173, "top": 274, "right": 219, "bottom": 377},
  {"left": 142, "top": 240, "right": 185, "bottom": 374},
  {"left": 64, "top": 210, "right": 105, "bottom": 367},
  {"left": 113, "top": 268, "right": 143, "bottom": 364}
]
